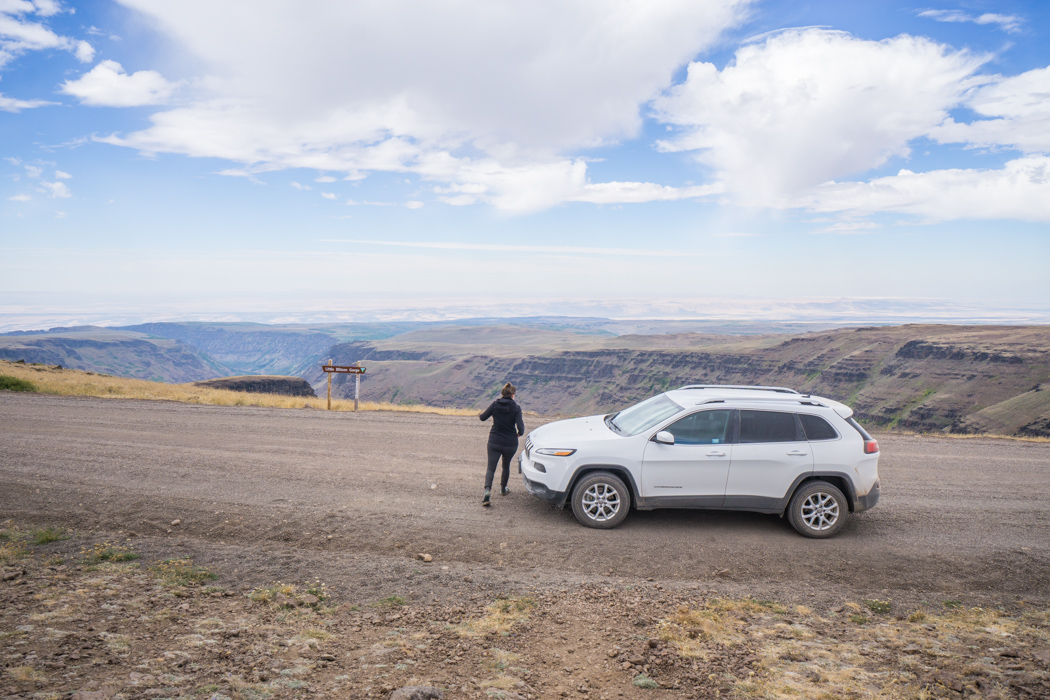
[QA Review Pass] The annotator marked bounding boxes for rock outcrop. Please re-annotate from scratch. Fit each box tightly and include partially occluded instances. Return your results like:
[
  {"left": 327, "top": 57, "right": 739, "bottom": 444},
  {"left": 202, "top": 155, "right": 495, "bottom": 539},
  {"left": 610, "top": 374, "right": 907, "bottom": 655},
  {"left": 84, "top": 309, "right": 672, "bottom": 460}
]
[{"left": 194, "top": 375, "right": 316, "bottom": 397}]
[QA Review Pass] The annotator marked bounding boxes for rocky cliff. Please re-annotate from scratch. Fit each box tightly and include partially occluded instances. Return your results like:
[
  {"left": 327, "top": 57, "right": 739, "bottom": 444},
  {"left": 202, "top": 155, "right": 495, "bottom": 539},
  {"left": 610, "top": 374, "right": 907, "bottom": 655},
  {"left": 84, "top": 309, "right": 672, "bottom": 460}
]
[
  {"left": 0, "top": 328, "right": 231, "bottom": 383},
  {"left": 314, "top": 325, "right": 1050, "bottom": 437},
  {"left": 193, "top": 375, "right": 316, "bottom": 397}
]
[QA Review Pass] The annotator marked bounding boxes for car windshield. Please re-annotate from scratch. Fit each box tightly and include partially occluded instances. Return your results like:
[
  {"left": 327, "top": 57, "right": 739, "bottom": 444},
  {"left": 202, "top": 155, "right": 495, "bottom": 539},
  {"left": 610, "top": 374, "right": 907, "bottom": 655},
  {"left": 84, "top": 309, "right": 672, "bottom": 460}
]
[{"left": 608, "top": 394, "right": 683, "bottom": 436}]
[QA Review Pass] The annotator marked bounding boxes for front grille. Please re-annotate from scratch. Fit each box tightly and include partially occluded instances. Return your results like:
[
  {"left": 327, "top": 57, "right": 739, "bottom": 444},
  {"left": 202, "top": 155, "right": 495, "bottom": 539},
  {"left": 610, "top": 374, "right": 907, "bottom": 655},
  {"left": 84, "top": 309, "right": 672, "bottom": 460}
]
[{"left": 524, "top": 435, "right": 533, "bottom": 457}]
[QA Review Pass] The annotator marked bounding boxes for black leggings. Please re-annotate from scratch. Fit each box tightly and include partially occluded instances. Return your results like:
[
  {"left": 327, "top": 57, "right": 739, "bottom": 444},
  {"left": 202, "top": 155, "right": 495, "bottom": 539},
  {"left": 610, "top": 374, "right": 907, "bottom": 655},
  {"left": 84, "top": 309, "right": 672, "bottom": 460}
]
[{"left": 485, "top": 443, "right": 517, "bottom": 490}]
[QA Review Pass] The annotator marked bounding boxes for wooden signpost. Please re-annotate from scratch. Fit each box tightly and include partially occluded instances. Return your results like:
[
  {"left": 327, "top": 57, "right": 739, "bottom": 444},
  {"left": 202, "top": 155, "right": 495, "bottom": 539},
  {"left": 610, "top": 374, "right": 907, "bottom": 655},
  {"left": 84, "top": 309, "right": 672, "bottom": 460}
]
[{"left": 322, "top": 359, "right": 366, "bottom": 411}]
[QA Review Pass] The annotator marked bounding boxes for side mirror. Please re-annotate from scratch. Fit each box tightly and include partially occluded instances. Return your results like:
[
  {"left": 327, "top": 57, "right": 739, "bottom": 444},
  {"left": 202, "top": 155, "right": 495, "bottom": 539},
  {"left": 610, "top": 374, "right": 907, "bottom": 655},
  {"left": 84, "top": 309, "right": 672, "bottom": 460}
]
[{"left": 653, "top": 431, "right": 675, "bottom": 445}]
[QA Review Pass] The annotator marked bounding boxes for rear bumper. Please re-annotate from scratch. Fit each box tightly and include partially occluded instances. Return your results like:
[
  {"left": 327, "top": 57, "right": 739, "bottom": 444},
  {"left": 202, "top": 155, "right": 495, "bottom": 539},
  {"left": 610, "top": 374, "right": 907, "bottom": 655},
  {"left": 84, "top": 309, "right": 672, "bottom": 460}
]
[
  {"left": 855, "top": 479, "right": 880, "bottom": 512},
  {"left": 522, "top": 474, "right": 569, "bottom": 507}
]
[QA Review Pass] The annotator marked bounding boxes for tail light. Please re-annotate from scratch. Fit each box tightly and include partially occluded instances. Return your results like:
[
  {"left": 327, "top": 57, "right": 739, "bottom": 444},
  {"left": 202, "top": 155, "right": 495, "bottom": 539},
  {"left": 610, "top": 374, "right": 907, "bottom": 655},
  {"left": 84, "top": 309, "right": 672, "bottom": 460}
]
[{"left": 864, "top": 439, "right": 879, "bottom": 454}]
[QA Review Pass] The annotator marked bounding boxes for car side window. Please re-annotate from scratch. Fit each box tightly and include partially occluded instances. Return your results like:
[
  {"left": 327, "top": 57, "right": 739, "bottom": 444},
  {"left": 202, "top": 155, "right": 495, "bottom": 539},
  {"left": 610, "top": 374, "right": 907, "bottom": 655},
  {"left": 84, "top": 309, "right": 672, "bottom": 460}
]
[
  {"left": 799, "top": 414, "right": 839, "bottom": 441},
  {"left": 664, "top": 410, "right": 731, "bottom": 445},
  {"left": 738, "top": 410, "right": 803, "bottom": 443}
]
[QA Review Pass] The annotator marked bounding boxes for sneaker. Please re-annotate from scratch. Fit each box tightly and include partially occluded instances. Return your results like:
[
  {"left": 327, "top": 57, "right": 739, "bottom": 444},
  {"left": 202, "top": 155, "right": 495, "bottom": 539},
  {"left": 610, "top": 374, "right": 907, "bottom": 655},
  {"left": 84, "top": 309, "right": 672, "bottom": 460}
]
[
  {"left": 500, "top": 487, "right": 510, "bottom": 496},
  {"left": 482, "top": 490, "right": 491, "bottom": 507}
]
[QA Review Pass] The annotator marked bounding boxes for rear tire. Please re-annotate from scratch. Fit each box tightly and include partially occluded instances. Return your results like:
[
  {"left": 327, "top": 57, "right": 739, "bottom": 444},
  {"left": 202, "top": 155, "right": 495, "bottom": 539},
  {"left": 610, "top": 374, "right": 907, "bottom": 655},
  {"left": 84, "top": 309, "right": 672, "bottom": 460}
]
[
  {"left": 571, "top": 472, "right": 630, "bottom": 529},
  {"left": 787, "top": 481, "right": 848, "bottom": 538}
]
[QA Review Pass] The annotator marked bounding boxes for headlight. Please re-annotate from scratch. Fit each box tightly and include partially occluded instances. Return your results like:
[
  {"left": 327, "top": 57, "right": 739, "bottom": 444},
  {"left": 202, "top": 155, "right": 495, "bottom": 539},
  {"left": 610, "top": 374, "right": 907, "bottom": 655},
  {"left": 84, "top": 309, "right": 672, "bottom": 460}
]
[{"left": 535, "top": 448, "right": 576, "bottom": 456}]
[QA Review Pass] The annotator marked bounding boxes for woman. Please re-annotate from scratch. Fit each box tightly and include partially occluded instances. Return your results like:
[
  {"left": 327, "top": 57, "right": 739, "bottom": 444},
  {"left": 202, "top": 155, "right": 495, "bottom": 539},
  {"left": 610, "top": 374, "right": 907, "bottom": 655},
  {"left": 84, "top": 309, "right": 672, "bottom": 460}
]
[{"left": 478, "top": 382, "right": 525, "bottom": 506}]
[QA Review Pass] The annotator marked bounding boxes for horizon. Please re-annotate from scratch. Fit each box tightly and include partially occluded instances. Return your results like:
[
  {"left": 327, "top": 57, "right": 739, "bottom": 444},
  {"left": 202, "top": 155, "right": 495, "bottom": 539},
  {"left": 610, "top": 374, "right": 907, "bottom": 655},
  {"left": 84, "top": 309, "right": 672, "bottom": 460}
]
[{"left": 2, "top": 1, "right": 1048, "bottom": 326}]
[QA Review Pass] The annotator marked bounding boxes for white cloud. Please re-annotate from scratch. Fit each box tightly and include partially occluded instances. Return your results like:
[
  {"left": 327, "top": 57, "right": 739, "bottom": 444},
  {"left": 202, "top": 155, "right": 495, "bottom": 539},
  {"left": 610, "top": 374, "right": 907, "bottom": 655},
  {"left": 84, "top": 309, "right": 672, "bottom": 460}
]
[
  {"left": 314, "top": 175, "right": 336, "bottom": 183},
  {"left": 0, "top": 91, "right": 54, "bottom": 111},
  {"left": 31, "top": 0, "right": 61, "bottom": 17},
  {"left": 98, "top": 0, "right": 751, "bottom": 210},
  {"left": 60, "top": 59, "right": 177, "bottom": 106},
  {"left": 653, "top": 28, "right": 990, "bottom": 202},
  {"left": 0, "top": 1, "right": 92, "bottom": 69},
  {"left": 929, "top": 65, "right": 1050, "bottom": 153},
  {"left": 404, "top": 200, "right": 424, "bottom": 209},
  {"left": 794, "top": 156, "right": 1050, "bottom": 222},
  {"left": 8, "top": 193, "right": 30, "bottom": 201},
  {"left": 54, "top": 169, "right": 71, "bottom": 179},
  {"left": 40, "top": 180, "right": 70, "bottom": 198},
  {"left": 918, "top": 9, "right": 1023, "bottom": 34},
  {"left": 320, "top": 192, "right": 336, "bottom": 200},
  {"left": 289, "top": 181, "right": 310, "bottom": 190}
]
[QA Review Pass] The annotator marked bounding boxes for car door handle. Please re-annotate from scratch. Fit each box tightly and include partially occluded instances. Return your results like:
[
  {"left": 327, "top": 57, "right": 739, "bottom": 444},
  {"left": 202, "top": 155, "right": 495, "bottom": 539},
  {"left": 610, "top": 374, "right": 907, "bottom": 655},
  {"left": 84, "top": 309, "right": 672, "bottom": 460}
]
[
  {"left": 787, "top": 450, "right": 808, "bottom": 456},
  {"left": 705, "top": 451, "right": 727, "bottom": 457}
]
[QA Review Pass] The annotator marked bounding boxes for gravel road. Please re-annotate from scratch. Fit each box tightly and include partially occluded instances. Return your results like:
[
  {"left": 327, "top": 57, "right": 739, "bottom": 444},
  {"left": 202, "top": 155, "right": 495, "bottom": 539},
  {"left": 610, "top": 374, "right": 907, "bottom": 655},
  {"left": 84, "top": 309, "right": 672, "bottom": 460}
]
[{"left": 2, "top": 393, "right": 1049, "bottom": 606}]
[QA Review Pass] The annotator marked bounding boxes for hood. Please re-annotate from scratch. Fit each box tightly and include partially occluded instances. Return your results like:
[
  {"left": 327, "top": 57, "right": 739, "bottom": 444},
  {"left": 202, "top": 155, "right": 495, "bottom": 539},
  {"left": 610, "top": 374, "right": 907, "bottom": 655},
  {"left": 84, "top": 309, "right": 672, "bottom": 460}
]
[
  {"left": 529, "top": 414, "right": 614, "bottom": 445},
  {"left": 492, "top": 397, "right": 517, "bottom": 413}
]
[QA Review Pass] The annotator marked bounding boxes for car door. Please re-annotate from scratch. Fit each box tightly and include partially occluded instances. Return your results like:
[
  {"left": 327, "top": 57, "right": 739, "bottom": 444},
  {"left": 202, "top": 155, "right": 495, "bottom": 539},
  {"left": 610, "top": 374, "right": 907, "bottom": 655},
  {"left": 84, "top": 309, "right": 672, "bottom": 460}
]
[
  {"left": 724, "top": 410, "right": 812, "bottom": 509},
  {"left": 641, "top": 409, "right": 733, "bottom": 506}
]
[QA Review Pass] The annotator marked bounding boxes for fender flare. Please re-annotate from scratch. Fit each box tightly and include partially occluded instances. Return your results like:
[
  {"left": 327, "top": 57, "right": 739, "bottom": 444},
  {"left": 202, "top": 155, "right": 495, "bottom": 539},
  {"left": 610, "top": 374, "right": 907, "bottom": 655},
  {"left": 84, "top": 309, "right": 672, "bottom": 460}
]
[{"left": 565, "top": 465, "right": 642, "bottom": 508}]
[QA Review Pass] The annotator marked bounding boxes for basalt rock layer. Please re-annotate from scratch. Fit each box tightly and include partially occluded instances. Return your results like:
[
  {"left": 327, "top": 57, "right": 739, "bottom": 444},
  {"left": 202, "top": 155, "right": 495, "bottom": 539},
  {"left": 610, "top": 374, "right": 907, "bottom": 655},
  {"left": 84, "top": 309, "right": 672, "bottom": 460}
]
[{"left": 314, "top": 325, "right": 1050, "bottom": 436}]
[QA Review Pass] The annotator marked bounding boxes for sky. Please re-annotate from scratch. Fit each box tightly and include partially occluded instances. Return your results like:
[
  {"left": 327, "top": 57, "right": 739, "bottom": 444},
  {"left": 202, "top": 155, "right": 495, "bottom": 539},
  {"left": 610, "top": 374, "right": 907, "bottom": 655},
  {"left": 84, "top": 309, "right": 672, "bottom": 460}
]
[{"left": 1, "top": 0, "right": 1049, "bottom": 330}]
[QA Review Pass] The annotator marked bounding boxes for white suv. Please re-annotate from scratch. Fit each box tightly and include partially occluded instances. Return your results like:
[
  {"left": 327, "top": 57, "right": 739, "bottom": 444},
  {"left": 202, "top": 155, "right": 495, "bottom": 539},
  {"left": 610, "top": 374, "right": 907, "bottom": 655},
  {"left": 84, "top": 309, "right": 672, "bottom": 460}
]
[{"left": 519, "top": 385, "right": 880, "bottom": 538}]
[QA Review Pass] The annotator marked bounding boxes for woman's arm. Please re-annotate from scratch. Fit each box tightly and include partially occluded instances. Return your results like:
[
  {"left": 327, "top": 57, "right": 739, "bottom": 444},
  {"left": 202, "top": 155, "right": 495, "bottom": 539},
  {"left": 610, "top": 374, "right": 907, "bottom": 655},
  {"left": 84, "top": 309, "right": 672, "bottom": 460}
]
[
  {"left": 516, "top": 405, "right": 525, "bottom": 436},
  {"left": 479, "top": 402, "right": 494, "bottom": 421}
]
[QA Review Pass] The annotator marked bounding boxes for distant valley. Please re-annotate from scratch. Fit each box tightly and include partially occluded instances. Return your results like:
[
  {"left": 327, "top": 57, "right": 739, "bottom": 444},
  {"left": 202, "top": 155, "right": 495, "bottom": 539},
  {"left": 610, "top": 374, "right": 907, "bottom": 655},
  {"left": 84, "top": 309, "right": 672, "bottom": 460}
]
[{"left": 3, "top": 319, "right": 1048, "bottom": 437}]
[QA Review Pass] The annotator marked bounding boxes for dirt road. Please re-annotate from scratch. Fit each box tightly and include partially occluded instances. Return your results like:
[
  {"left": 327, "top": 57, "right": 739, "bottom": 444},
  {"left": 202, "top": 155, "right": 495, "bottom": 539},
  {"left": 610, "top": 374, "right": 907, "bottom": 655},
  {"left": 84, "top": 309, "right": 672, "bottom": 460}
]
[{"left": 2, "top": 393, "right": 1049, "bottom": 607}]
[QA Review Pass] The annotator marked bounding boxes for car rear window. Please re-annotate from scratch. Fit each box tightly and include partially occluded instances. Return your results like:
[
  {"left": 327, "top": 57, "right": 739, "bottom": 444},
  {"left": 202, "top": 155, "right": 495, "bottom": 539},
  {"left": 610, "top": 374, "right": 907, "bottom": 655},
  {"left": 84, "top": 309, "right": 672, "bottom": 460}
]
[
  {"left": 800, "top": 414, "right": 839, "bottom": 440},
  {"left": 738, "top": 410, "right": 803, "bottom": 443}
]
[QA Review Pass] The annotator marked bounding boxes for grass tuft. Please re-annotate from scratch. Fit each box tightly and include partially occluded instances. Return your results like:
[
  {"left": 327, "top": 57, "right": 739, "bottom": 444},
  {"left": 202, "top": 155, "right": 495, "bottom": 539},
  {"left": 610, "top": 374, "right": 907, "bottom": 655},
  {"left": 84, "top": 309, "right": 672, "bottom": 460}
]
[
  {"left": 864, "top": 599, "right": 892, "bottom": 615},
  {"left": 0, "top": 540, "right": 29, "bottom": 565},
  {"left": 152, "top": 558, "right": 218, "bottom": 586},
  {"left": 249, "top": 581, "right": 327, "bottom": 609},
  {"left": 377, "top": 595, "right": 406, "bottom": 608},
  {"left": 632, "top": 674, "right": 660, "bottom": 689},
  {"left": 82, "top": 542, "right": 140, "bottom": 564},
  {"left": 457, "top": 597, "right": 536, "bottom": 637},
  {"left": 29, "top": 526, "right": 68, "bottom": 545}
]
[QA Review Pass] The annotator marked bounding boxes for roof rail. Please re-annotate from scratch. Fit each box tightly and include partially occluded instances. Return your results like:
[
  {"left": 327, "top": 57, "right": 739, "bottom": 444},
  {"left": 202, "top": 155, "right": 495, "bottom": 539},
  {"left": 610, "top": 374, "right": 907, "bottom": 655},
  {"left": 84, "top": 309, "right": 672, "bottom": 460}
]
[{"left": 678, "top": 384, "right": 800, "bottom": 395}]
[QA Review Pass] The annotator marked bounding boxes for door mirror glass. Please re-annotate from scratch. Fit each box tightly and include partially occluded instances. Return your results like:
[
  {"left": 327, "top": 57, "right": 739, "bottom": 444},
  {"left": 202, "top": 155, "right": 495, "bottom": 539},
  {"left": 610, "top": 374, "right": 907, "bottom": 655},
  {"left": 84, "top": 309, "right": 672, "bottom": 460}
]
[{"left": 653, "top": 430, "right": 675, "bottom": 445}]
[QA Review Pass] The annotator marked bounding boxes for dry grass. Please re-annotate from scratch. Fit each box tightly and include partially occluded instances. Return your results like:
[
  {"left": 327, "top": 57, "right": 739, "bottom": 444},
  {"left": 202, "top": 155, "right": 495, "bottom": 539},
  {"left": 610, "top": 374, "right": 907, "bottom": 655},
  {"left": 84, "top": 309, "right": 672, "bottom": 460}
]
[
  {"left": 457, "top": 596, "right": 536, "bottom": 637},
  {"left": 657, "top": 598, "right": 1050, "bottom": 700},
  {"left": 889, "top": 428, "right": 1050, "bottom": 443},
  {"left": 0, "top": 360, "right": 476, "bottom": 416},
  {"left": 6, "top": 666, "right": 45, "bottom": 683}
]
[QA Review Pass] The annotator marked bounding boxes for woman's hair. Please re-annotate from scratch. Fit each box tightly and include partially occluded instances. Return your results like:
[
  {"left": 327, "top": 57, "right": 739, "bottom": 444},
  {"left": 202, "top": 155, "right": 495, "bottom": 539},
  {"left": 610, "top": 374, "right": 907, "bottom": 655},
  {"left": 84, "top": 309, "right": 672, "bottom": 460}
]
[{"left": 501, "top": 382, "right": 516, "bottom": 398}]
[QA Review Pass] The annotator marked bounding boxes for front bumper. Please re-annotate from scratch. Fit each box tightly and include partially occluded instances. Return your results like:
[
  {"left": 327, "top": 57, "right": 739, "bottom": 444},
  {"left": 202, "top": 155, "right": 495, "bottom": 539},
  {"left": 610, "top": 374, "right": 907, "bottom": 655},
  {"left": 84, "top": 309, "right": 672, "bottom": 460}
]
[
  {"left": 855, "top": 478, "right": 880, "bottom": 512},
  {"left": 522, "top": 474, "right": 569, "bottom": 507}
]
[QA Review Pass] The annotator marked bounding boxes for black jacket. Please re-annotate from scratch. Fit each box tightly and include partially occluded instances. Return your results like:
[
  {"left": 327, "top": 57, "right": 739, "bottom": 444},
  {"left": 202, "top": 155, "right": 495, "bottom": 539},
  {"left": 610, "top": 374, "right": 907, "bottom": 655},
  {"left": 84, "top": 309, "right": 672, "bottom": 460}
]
[{"left": 479, "top": 397, "right": 524, "bottom": 448}]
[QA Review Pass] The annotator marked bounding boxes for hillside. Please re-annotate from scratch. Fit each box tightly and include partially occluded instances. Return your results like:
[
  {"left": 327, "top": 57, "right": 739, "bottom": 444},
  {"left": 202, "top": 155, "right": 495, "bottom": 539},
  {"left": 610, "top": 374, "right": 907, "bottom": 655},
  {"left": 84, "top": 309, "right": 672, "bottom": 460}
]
[
  {"left": 313, "top": 324, "right": 1050, "bottom": 437},
  {"left": 117, "top": 318, "right": 849, "bottom": 376},
  {"left": 0, "top": 327, "right": 231, "bottom": 383}
]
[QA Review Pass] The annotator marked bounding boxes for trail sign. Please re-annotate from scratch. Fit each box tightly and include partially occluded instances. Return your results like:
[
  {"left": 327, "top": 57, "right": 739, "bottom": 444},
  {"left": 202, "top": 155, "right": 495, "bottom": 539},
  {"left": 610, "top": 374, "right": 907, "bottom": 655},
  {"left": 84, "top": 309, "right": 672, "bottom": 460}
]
[{"left": 322, "top": 360, "right": 365, "bottom": 410}]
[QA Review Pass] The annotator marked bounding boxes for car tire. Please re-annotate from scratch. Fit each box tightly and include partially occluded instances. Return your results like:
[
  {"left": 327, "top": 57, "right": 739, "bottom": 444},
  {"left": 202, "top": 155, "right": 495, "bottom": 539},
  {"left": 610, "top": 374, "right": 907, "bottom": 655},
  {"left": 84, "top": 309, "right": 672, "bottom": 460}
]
[
  {"left": 571, "top": 471, "right": 630, "bottom": 529},
  {"left": 788, "top": 480, "right": 848, "bottom": 538}
]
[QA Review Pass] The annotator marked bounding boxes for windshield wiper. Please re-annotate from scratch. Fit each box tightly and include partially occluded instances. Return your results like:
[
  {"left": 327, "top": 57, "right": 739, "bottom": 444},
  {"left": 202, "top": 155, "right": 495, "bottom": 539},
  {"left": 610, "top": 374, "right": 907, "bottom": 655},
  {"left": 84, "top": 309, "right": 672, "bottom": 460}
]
[{"left": 605, "top": 413, "right": 622, "bottom": 434}]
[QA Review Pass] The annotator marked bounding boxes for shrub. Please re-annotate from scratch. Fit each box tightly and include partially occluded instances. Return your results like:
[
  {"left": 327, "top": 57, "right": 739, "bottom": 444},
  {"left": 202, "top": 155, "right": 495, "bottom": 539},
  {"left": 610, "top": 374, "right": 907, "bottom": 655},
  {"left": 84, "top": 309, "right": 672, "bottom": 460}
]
[
  {"left": 0, "top": 375, "right": 36, "bottom": 392},
  {"left": 30, "top": 527, "right": 68, "bottom": 545}
]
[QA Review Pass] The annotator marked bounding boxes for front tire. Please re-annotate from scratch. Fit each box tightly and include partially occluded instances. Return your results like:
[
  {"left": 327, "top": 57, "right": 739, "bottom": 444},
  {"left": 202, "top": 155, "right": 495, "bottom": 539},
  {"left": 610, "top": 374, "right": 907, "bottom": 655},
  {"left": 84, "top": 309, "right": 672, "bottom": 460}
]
[
  {"left": 571, "top": 472, "right": 630, "bottom": 529},
  {"left": 788, "top": 480, "right": 848, "bottom": 538}
]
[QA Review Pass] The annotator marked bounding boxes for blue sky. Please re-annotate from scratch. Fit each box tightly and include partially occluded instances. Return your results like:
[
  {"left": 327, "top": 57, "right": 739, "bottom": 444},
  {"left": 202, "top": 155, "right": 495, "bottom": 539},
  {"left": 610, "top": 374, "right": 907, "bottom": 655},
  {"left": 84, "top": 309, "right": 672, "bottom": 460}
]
[{"left": 1, "top": 0, "right": 1048, "bottom": 329}]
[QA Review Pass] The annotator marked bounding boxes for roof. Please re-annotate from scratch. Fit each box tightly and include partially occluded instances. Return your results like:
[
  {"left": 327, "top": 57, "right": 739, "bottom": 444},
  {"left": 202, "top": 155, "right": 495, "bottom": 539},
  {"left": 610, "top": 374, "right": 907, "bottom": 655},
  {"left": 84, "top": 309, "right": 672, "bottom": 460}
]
[{"left": 664, "top": 385, "right": 853, "bottom": 419}]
